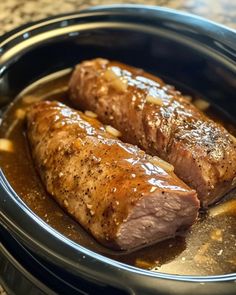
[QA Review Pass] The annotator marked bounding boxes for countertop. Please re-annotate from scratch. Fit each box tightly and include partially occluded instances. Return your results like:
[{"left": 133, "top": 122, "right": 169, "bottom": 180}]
[
  {"left": 0, "top": 0, "right": 235, "bottom": 294},
  {"left": 0, "top": 0, "right": 236, "bottom": 36}
]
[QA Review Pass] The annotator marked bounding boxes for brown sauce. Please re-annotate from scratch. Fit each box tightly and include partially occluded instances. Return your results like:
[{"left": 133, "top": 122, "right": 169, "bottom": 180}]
[{"left": 0, "top": 70, "right": 235, "bottom": 276}]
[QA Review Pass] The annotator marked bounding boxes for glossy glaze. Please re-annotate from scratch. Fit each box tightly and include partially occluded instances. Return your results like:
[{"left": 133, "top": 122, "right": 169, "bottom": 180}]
[
  {"left": 0, "top": 71, "right": 235, "bottom": 276},
  {"left": 26, "top": 100, "right": 198, "bottom": 250},
  {"left": 69, "top": 58, "right": 236, "bottom": 207}
]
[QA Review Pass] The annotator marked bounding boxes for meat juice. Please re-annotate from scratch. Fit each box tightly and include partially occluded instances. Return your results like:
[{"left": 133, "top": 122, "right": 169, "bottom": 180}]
[{"left": 0, "top": 70, "right": 235, "bottom": 275}]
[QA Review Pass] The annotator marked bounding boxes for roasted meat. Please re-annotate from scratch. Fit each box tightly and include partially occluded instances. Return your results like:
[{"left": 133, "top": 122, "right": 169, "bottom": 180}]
[
  {"left": 69, "top": 58, "right": 236, "bottom": 207},
  {"left": 27, "top": 101, "right": 199, "bottom": 251}
]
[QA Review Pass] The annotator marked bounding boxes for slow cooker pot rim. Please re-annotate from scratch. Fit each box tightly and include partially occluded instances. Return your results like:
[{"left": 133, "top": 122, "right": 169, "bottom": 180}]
[
  {"left": 0, "top": 4, "right": 235, "bottom": 285},
  {"left": 0, "top": 4, "right": 235, "bottom": 45},
  {"left": 0, "top": 4, "right": 235, "bottom": 59}
]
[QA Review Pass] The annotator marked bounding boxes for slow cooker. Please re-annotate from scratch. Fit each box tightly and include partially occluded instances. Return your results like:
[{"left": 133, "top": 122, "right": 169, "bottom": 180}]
[{"left": 0, "top": 5, "right": 235, "bottom": 295}]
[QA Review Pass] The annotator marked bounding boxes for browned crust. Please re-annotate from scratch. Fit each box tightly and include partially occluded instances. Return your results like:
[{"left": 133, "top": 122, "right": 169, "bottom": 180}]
[
  {"left": 69, "top": 58, "right": 236, "bottom": 207},
  {"left": 27, "top": 101, "right": 199, "bottom": 250}
]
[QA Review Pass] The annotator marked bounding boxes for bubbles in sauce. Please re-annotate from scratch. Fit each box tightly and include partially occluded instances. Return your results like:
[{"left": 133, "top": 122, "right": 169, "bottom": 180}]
[{"left": 0, "top": 70, "right": 235, "bottom": 276}]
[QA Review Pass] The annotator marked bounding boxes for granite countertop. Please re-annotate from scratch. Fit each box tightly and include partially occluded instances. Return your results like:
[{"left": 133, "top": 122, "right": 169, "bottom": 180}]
[
  {"left": 0, "top": 0, "right": 235, "bottom": 36},
  {"left": 0, "top": 0, "right": 235, "bottom": 294}
]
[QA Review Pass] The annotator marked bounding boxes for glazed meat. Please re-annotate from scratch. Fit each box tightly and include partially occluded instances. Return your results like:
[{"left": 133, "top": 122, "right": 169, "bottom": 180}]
[
  {"left": 69, "top": 58, "right": 236, "bottom": 207},
  {"left": 27, "top": 101, "right": 199, "bottom": 251}
]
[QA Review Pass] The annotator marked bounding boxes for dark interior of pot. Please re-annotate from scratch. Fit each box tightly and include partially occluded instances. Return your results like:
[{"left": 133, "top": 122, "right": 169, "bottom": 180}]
[{"left": 0, "top": 8, "right": 235, "bottom": 281}]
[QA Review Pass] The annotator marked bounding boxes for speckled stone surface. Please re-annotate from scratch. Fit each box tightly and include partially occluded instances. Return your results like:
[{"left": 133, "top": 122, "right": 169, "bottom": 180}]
[
  {"left": 0, "top": 0, "right": 235, "bottom": 294},
  {"left": 0, "top": 0, "right": 235, "bottom": 36}
]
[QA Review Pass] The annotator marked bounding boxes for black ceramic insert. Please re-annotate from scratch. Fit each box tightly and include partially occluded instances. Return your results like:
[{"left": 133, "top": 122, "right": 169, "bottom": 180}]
[{"left": 0, "top": 5, "right": 235, "bottom": 295}]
